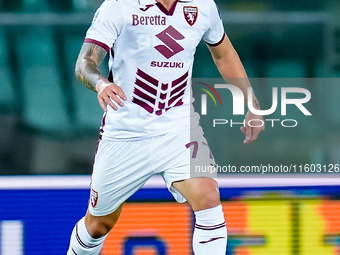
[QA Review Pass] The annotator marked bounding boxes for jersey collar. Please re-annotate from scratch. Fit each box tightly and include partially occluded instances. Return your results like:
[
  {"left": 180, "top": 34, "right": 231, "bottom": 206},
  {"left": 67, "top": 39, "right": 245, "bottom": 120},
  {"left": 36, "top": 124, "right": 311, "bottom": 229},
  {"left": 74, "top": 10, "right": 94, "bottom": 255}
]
[{"left": 138, "top": 0, "right": 193, "bottom": 5}]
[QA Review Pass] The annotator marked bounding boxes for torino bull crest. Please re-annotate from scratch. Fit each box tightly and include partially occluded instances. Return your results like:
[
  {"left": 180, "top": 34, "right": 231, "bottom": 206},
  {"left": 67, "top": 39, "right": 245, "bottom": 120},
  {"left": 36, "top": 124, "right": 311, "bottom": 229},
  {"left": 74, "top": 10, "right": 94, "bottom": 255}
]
[
  {"left": 183, "top": 6, "right": 198, "bottom": 26},
  {"left": 90, "top": 188, "right": 98, "bottom": 208}
]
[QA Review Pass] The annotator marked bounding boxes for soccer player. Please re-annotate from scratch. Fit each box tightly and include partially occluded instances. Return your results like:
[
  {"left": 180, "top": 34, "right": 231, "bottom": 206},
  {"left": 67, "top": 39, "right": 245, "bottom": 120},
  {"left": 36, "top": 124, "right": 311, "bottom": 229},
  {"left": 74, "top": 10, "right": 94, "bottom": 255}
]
[{"left": 67, "top": 0, "right": 264, "bottom": 254}]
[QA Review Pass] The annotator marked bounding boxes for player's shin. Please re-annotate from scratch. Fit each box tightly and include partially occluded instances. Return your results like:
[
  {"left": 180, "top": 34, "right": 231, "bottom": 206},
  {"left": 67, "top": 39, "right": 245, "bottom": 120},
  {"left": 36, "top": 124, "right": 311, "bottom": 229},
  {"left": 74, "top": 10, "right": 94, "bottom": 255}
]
[
  {"left": 67, "top": 217, "right": 108, "bottom": 255},
  {"left": 193, "top": 204, "right": 227, "bottom": 255}
]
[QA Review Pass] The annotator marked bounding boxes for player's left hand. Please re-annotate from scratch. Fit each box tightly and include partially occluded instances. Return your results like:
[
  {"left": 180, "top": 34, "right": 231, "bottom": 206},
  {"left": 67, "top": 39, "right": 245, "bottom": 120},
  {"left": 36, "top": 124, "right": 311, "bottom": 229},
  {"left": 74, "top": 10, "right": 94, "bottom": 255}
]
[
  {"left": 95, "top": 81, "right": 127, "bottom": 112},
  {"left": 240, "top": 110, "right": 265, "bottom": 144}
]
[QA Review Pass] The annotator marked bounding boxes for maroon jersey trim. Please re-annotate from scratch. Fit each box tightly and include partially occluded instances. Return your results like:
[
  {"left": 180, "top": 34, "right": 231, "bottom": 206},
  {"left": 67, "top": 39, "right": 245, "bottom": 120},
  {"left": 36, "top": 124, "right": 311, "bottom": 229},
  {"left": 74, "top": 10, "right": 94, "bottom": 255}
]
[
  {"left": 84, "top": 38, "right": 110, "bottom": 52},
  {"left": 205, "top": 33, "right": 226, "bottom": 47},
  {"left": 156, "top": 0, "right": 178, "bottom": 16}
]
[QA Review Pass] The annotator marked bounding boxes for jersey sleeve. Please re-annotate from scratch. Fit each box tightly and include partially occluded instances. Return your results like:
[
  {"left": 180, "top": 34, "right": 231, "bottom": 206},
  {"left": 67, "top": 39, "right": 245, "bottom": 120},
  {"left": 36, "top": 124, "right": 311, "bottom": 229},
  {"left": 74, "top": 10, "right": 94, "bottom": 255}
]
[
  {"left": 85, "top": 0, "right": 124, "bottom": 52},
  {"left": 202, "top": 0, "right": 225, "bottom": 47}
]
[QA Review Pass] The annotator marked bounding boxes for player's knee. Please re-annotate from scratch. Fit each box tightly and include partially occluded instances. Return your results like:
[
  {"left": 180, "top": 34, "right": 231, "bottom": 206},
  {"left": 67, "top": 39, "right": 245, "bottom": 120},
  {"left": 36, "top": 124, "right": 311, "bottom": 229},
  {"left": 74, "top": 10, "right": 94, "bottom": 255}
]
[
  {"left": 194, "top": 187, "right": 220, "bottom": 211},
  {"left": 86, "top": 218, "right": 114, "bottom": 239},
  {"left": 90, "top": 223, "right": 112, "bottom": 239},
  {"left": 85, "top": 212, "right": 120, "bottom": 239},
  {"left": 85, "top": 204, "right": 123, "bottom": 239}
]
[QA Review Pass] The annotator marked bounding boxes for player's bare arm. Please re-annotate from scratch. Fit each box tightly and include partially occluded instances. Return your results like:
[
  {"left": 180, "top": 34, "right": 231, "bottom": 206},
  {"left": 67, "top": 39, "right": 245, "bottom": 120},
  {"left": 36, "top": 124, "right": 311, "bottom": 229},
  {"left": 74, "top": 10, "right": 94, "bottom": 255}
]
[
  {"left": 75, "top": 42, "right": 127, "bottom": 111},
  {"left": 208, "top": 34, "right": 265, "bottom": 144}
]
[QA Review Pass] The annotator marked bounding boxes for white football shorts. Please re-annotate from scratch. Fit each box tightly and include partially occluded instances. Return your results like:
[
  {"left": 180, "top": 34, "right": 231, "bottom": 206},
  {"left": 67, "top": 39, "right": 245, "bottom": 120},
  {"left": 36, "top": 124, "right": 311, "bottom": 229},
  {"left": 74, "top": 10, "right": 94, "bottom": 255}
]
[{"left": 89, "top": 125, "right": 216, "bottom": 216}]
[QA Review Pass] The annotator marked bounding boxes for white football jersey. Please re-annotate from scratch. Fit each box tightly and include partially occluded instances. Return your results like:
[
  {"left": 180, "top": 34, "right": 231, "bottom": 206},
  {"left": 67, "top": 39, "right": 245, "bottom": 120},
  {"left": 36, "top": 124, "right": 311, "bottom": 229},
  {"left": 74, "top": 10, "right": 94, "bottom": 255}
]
[{"left": 85, "top": 0, "right": 225, "bottom": 140}]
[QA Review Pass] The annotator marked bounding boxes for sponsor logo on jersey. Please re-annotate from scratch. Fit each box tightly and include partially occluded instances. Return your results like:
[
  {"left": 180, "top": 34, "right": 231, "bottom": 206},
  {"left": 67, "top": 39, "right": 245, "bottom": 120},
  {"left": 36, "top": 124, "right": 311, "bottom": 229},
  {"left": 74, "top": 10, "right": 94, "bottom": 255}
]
[
  {"left": 132, "top": 68, "right": 188, "bottom": 116},
  {"left": 150, "top": 61, "right": 184, "bottom": 68},
  {"left": 155, "top": 25, "right": 185, "bottom": 59},
  {"left": 183, "top": 6, "right": 198, "bottom": 26},
  {"left": 140, "top": 4, "right": 154, "bottom": 11},
  {"left": 90, "top": 188, "right": 98, "bottom": 208},
  {"left": 132, "top": 14, "right": 166, "bottom": 26}
]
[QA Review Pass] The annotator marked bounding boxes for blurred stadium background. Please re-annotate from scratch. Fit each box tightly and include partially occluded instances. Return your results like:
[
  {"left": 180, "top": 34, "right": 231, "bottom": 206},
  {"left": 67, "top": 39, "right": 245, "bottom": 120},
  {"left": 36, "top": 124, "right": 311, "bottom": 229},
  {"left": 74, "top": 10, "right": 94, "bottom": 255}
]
[{"left": 1, "top": 0, "right": 340, "bottom": 254}]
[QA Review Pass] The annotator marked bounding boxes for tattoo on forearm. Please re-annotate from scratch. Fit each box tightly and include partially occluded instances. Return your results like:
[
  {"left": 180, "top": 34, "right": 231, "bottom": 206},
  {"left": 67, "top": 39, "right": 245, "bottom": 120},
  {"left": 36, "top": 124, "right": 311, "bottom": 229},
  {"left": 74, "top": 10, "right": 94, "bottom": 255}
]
[
  {"left": 253, "top": 97, "right": 260, "bottom": 109},
  {"left": 75, "top": 43, "right": 108, "bottom": 92}
]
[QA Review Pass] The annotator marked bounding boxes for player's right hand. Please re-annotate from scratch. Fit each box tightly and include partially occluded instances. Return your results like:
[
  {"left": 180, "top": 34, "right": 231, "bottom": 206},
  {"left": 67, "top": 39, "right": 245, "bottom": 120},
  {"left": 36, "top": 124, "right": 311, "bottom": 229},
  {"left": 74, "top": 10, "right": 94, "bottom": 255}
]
[{"left": 96, "top": 81, "right": 127, "bottom": 112}]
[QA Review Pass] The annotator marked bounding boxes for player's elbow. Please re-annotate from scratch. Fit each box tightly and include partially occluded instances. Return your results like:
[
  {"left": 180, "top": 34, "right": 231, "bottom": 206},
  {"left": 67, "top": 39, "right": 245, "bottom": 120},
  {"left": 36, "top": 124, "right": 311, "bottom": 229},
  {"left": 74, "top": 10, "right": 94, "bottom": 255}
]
[{"left": 74, "top": 58, "right": 85, "bottom": 82}]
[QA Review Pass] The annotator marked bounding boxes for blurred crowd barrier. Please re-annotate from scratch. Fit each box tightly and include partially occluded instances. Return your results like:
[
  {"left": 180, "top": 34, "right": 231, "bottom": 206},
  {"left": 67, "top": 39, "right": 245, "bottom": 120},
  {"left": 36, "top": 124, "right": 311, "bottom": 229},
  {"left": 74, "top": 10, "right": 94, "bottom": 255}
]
[
  {"left": 0, "top": 0, "right": 102, "bottom": 12},
  {"left": 1, "top": 176, "right": 340, "bottom": 254}
]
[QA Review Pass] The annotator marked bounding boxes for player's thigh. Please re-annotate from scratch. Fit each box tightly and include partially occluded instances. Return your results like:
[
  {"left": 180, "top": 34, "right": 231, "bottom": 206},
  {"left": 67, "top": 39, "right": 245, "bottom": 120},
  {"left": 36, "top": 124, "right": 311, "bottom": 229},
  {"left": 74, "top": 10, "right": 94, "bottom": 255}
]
[
  {"left": 172, "top": 177, "right": 220, "bottom": 212},
  {"left": 90, "top": 139, "right": 153, "bottom": 217}
]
